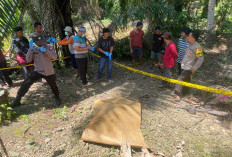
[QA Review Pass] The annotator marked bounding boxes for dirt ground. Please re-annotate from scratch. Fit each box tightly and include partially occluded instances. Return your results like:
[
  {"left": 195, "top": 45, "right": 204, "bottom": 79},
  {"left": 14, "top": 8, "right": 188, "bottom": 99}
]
[{"left": 0, "top": 58, "right": 232, "bottom": 157}]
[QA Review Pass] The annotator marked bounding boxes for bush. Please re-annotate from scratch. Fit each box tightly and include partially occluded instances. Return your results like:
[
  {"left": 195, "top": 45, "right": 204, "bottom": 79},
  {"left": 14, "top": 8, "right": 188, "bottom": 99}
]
[
  {"left": 0, "top": 104, "right": 15, "bottom": 124},
  {"left": 114, "top": 37, "right": 131, "bottom": 58}
]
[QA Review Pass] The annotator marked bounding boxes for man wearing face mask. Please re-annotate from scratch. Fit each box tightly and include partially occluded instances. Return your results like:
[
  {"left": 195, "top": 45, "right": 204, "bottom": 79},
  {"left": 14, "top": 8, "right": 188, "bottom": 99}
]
[
  {"left": 11, "top": 33, "right": 61, "bottom": 108},
  {"left": 73, "top": 27, "right": 92, "bottom": 86},
  {"left": 57, "top": 26, "right": 78, "bottom": 75}
]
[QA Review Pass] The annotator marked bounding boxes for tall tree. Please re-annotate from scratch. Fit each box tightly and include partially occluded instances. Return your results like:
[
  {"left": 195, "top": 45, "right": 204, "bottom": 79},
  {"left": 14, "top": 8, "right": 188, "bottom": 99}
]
[{"left": 206, "top": 0, "right": 216, "bottom": 34}]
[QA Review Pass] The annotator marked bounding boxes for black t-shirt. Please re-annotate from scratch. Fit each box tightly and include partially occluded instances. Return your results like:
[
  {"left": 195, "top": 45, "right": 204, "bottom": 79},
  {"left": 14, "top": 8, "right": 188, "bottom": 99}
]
[
  {"left": 97, "top": 36, "right": 115, "bottom": 58},
  {"left": 152, "top": 33, "right": 164, "bottom": 53}
]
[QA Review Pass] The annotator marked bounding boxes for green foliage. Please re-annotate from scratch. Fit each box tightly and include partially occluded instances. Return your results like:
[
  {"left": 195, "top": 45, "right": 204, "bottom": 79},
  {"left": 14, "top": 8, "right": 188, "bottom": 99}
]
[
  {"left": 0, "top": 0, "right": 22, "bottom": 45},
  {"left": 52, "top": 106, "right": 68, "bottom": 121},
  {"left": 114, "top": 37, "right": 131, "bottom": 58},
  {"left": 0, "top": 104, "right": 15, "bottom": 124}
]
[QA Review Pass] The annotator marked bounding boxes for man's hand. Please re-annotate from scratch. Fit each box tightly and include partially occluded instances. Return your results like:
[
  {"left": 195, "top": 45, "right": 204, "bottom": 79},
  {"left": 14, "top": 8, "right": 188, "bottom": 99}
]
[
  {"left": 87, "top": 45, "right": 91, "bottom": 50},
  {"left": 130, "top": 48, "right": 133, "bottom": 54},
  {"left": 191, "top": 69, "right": 196, "bottom": 73}
]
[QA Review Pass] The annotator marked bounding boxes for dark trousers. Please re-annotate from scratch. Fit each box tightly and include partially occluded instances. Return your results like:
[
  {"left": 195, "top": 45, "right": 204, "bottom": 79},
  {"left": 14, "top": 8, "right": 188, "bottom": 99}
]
[
  {"left": 21, "top": 65, "right": 34, "bottom": 80},
  {"left": 17, "top": 71, "right": 59, "bottom": 98},
  {"left": 177, "top": 63, "right": 183, "bottom": 76},
  {"left": 0, "top": 61, "right": 13, "bottom": 86},
  {"left": 76, "top": 58, "right": 88, "bottom": 85},
  {"left": 174, "top": 70, "right": 192, "bottom": 97}
]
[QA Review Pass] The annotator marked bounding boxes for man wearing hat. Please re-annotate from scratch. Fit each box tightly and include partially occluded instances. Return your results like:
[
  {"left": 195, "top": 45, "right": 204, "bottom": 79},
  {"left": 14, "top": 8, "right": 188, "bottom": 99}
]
[
  {"left": 129, "top": 21, "right": 144, "bottom": 68},
  {"left": 161, "top": 32, "right": 178, "bottom": 87},
  {"left": 73, "top": 26, "right": 92, "bottom": 86},
  {"left": 149, "top": 26, "right": 164, "bottom": 69},
  {"left": 57, "top": 26, "right": 78, "bottom": 75},
  {"left": 11, "top": 33, "right": 61, "bottom": 108},
  {"left": 11, "top": 27, "right": 34, "bottom": 80}
]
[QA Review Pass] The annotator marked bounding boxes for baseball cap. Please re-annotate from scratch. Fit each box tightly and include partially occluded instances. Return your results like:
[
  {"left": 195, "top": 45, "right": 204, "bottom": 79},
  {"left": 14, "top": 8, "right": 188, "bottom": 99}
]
[
  {"left": 161, "top": 32, "right": 172, "bottom": 39},
  {"left": 31, "top": 33, "right": 45, "bottom": 42},
  {"left": 78, "top": 26, "right": 86, "bottom": 32},
  {"left": 64, "top": 26, "right": 73, "bottom": 33}
]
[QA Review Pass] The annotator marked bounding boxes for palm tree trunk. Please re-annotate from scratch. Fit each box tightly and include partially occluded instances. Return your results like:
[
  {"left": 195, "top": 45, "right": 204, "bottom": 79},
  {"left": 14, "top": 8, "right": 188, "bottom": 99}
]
[{"left": 207, "top": 0, "right": 216, "bottom": 34}]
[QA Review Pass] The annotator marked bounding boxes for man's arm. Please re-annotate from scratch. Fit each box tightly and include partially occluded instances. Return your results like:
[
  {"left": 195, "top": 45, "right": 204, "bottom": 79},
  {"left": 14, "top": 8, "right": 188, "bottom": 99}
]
[
  {"left": 58, "top": 37, "right": 73, "bottom": 45},
  {"left": 45, "top": 46, "right": 57, "bottom": 60},
  {"left": 26, "top": 49, "right": 33, "bottom": 63},
  {"left": 13, "top": 40, "right": 25, "bottom": 56},
  {"left": 75, "top": 45, "right": 90, "bottom": 52},
  {"left": 129, "top": 32, "right": 133, "bottom": 53},
  {"left": 192, "top": 46, "right": 204, "bottom": 73}
]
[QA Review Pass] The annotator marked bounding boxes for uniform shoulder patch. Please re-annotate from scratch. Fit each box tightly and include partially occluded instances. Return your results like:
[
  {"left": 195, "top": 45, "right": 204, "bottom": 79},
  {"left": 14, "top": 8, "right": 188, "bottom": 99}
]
[{"left": 196, "top": 46, "right": 203, "bottom": 57}]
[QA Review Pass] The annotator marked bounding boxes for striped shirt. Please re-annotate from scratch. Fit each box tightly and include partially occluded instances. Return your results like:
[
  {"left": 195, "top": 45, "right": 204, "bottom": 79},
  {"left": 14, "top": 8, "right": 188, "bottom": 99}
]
[{"left": 177, "top": 37, "right": 189, "bottom": 63}]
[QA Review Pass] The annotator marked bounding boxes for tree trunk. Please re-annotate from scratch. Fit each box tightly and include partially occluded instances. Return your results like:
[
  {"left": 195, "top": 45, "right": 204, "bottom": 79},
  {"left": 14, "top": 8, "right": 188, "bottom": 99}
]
[
  {"left": 56, "top": 0, "right": 73, "bottom": 67},
  {"left": 206, "top": 0, "right": 216, "bottom": 34}
]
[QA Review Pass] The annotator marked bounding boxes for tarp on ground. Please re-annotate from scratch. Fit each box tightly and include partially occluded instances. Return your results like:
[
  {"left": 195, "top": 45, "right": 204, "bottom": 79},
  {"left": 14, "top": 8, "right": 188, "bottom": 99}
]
[{"left": 81, "top": 97, "right": 148, "bottom": 148}]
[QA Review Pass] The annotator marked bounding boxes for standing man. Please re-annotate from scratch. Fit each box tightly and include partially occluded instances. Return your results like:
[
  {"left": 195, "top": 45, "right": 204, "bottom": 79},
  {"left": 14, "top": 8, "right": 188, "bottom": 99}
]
[
  {"left": 97, "top": 28, "right": 115, "bottom": 81},
  {"left": 177, "top": 27, "right": 191, "bottom": 75},
  {"left": 0, "top": 48, "right": 13, "bottom": 89},
  {"left": 129, "top": 21, "right": 144, "bottom": 68},
  {"left": 174, "top": 31, "right": 204, "bottom": 102},
  {"left": 149, "top": 26, "right": 164, "bottom": 69},
  {"left": 11, "top": 27, "right": 33, "bottom": 80},
  {"left": 162, "top": 32, "right": 178, "bottom": 87},
  {"left": 11, "top": 33, "right": 61, "bottom": 107},
  {"left": 57, "top": 26, "right": 78, "bottom": 75},
  {"left": 73, "top": 27, "right": 92, "bottom": 86}
]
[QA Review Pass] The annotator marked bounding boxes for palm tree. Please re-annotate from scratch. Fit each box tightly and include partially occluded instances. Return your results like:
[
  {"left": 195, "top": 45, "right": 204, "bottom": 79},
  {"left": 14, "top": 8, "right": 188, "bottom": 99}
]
[{"left": 206, "top": 0, "right": 216, "bottom": 34}]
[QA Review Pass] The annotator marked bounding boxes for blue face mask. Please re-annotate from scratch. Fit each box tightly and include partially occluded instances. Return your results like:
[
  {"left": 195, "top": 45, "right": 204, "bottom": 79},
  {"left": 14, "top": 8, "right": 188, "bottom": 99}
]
[
  {"left": 81, "top": 33, "right": 86, "bottom": 38},
  {"left": 65, "top": 32, "right": 68, "bottom": 36}
]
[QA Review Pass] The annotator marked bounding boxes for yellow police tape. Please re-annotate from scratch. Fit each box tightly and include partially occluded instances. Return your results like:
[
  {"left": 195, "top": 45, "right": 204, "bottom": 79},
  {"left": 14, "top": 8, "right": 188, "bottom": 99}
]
[
  {"left": 0, "top": 56, "right": 70, "bottom": 71},
  {"left": 89, "top": 51, "right": 232, "bottom": 97},
  {"left": 1, "top": 51, "right": 232, "bottom": 97}
]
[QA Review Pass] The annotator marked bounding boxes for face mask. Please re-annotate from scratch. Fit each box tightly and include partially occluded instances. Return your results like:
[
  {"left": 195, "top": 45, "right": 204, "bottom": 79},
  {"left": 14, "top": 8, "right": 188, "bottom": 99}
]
[
  {"left": 81, "top": 33, "right": 86, "bottom": 38},
  {"left": 65, "top": 32, "right": 68, "bottom": 36}
]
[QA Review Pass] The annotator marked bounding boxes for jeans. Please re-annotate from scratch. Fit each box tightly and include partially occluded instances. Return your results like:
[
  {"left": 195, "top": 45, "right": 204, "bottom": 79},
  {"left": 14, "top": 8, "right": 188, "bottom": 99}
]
[
  {"left": 0, "top": 61, "right": 13, "bottom": 86},
  {"left": 76, "top": 58, "right": 88, "bottom": 85},
  {"left": 17, "top": 71, "right": 60, "bottom": 98},
  {"left": 97, "top": 57, "right": 113, "bottom": 80}
]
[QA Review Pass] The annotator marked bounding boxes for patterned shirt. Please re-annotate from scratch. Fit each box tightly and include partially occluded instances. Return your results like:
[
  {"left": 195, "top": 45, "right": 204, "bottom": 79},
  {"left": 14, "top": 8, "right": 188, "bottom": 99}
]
[
  {"left": 73, "top": 35, "right": 88, "bottom": 58},
  {"left": 177, "top": 37, "right": 189, "bottom": 63}
]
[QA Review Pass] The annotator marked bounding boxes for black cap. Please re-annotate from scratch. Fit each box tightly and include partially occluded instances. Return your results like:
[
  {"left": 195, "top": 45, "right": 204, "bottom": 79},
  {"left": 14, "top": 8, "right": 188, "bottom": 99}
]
[
  {"left": 155, "top": 26, "right": 161, "bottom": 30},
  {"left": 14, "top": 27, "right": 23, "bottom": 32},
  {"left": 103, "top": 28, "right": 110, "bottom": 33},
  {"left": 136, "top": 21, "right": 143, "bottom": 27},
  {"left": 31, "top": 33, "right": 45, "bottom": 42}
]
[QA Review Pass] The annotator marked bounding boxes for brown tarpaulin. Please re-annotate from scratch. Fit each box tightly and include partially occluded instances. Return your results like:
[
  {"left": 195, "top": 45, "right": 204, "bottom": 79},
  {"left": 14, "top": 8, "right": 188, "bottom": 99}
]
[{"left": 81, "top": 97, "right": 148, "bottom": 148}]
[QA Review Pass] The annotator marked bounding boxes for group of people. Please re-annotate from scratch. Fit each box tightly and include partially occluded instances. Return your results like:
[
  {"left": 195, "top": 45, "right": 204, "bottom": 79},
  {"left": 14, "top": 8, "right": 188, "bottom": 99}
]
[
  {"left": 0, "top": 20, "right": 204, "bottom": 108},
  {"left": 129, "top": 22, "right": 204, "bottom": 102}
]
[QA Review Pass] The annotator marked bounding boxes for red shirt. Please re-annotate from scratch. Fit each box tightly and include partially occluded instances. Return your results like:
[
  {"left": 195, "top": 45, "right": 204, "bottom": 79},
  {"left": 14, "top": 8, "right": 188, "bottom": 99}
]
[
  {"left": 0, "top": 49, "right": 6, "bottom": 63},
  {"left": 130, "top": 29, "right": 144, "bottom": 48},
  {"left": 163, "top": 41, "right": 178, "bottom": 68}
]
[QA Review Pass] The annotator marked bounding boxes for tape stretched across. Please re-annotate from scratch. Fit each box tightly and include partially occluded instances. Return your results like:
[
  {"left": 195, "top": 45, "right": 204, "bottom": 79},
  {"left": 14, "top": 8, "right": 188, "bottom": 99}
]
[
  {"left": 89, "top": 51, "right": 232, "bottom": 97},
  {"left": 0, "top": 56, "right": 70, "bottom": 71}
]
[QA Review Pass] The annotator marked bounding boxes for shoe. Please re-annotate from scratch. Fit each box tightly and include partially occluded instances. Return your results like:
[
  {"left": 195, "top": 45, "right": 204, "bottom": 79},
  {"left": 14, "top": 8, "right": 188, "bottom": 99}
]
[
  {"left": 175, "top": 96, "right": 181, "bottom": 102},
  {"left": 84, "top": 82, "right": 93, "bottom": 86},
  {"left": 11, "top": 97, "right": 22, "bottom": 108},
  {"left": 171, "top": 91, "right": 176, "bottom": 97},
  {"left": 55, "top": 97, "right": 62, "bottom": 106}
]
